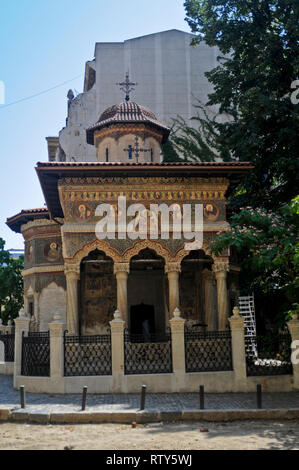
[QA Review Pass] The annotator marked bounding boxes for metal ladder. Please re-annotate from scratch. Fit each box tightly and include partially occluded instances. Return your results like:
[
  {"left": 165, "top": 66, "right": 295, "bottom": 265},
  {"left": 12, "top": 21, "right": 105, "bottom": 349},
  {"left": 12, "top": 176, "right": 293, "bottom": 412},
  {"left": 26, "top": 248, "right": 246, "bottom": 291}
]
[{"left": 238, "top": 294, "right": 258, "bottom": 357}]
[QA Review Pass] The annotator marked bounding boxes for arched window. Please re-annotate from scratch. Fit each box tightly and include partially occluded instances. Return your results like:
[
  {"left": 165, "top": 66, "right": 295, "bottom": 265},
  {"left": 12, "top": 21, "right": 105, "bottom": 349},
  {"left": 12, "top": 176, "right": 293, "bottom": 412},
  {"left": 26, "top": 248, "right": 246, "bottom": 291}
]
[{"left": 105, "top": 148, "right": 109, "bottom": 162}]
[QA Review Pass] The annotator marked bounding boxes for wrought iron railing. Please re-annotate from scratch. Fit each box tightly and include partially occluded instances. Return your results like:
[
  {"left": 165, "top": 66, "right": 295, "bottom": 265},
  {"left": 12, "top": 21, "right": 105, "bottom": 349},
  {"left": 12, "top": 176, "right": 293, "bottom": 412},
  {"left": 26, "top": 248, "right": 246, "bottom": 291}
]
[
  {"left": 0, "top": 332, "right": 15, "bottom": 362},
  {"left": 124, "top": 330, "right": 172, "bottom": 375},
  {"left": 21, "top": 331, "right": 50, "bottom": 377},
  {"left": 64, "top": 333, "right": 112, "bottom": 376},
  {"left": 246, "top": 333, "right": 293, "bottom": 376},
  {"left": 184, "top": 329, "right": 233, "bottom": 373}
]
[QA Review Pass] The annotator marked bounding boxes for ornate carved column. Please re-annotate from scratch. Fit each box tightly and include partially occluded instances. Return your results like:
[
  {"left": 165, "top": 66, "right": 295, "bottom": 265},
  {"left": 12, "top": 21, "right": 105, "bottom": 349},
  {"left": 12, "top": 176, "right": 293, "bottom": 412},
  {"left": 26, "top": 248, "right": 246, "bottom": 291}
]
[
  {"left": 114, "top": 262, "right": 130, "bottom": 323},
  {"left": 202, "top": 268, "right": 216, "bottom": 331},
  {"left": 165, "top": 262, "right": 181, "bottom": 319},
  {"left": 64, "top": 264, "right": 80, "bottom": 335},
  {"left": 33, "top": 292, "right": 40, "bottom": 328},
  {"left": 213, "top": 260, "right": 229, "bottom": 330}
]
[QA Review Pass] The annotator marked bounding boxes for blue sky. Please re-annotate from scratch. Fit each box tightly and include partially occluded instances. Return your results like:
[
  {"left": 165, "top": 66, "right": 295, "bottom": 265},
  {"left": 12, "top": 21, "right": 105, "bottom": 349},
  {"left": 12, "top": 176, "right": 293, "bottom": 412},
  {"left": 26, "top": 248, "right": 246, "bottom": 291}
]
[{"left": 0, "top": 0, "right": 189, "bottom": 249}]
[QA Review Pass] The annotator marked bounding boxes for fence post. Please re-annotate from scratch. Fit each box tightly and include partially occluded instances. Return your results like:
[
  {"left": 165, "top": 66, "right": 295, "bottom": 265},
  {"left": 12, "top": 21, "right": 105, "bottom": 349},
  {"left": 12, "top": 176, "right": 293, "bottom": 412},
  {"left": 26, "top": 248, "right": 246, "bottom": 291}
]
[
  {"left": 13, "top": 309, "right": 30, "bottom": 388},
  {"left": 287, "top": 314, "right": 299, "bottom": 390},
  {"left": 49, "top": 313, "right": 65, "bottom": 391},
  {"left": 109, "top": 309, "right": 125, "bottom": 392},
  {"left": 5, "top": 320, "right": 14, "bottom": 335},
  {"left": 169, "top": 307, "right": 186, "bottom": 391},
  {"left": 229, "top": 307, "right": 247, "bottom": 392},
  {"left": 0, "top": 319, "right": 5, "bottom": 335}
]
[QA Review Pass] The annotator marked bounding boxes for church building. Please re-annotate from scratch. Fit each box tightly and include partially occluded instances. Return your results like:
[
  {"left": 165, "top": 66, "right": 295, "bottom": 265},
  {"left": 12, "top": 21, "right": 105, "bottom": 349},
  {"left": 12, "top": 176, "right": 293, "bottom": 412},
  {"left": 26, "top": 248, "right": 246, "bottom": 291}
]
[
  {"left": 7, "top": 91, "right": 252, "bottom": 337},
  {"left": 4, "top": 32, "right": 298, "bottom": 397}
]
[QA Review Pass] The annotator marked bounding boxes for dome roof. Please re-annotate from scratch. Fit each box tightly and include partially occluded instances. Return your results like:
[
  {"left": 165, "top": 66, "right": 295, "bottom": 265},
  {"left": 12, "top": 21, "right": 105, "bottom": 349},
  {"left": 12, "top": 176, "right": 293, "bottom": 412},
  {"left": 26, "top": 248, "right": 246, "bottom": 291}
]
[
  {"left": 98, "top": 101, "right": 158, "bottom": 122},
  {"left": 86, "top": 101, "right": 170, "bottom": 145}
]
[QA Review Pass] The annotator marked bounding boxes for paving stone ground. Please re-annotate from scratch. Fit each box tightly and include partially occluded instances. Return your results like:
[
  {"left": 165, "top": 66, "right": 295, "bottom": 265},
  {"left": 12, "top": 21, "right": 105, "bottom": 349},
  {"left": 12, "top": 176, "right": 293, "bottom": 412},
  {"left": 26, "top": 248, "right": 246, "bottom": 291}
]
[{"left": 1, "top": 376, "right": 299, "bottom": 413}]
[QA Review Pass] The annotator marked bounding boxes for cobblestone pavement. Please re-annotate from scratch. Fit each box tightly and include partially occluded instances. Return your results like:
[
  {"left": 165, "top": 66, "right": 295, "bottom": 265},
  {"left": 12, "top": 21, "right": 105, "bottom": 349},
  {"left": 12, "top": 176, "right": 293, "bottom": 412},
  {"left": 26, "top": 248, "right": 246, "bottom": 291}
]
[{"left": 0, "top": 376, "right": 298, "bottom": 413}]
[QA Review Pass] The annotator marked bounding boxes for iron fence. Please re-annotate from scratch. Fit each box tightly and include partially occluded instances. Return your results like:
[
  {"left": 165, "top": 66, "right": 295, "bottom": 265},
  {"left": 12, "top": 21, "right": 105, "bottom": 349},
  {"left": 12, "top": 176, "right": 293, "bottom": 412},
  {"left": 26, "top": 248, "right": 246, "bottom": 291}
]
[
  {"left": 64, "top": 333, "right": 112, "bottom": 376},
  {"left": 21, "top": 331, "right": 50, "bottom": 377},
  {"left": 246, "top": 333, "right": 293, "bottom": 376},
  {"left": 0, "top": 332, "right": 15, "bottom": 362},
  {"left": 184, "top": 329, "right": 233, "bottom": 373},
  {"left": 124, "top": 330, "right": 172, "bottom": 375}
]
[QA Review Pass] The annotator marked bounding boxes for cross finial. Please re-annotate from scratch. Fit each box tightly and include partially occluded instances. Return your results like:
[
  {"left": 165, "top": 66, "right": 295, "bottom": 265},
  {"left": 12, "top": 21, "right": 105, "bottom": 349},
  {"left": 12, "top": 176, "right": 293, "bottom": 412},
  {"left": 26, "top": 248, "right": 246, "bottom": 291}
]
[
  {"left": 123, "top": 136, "right": 150, "bottom": 163},
  {"left": 117, "top": 72, "right": 137, "bottom": 102}
]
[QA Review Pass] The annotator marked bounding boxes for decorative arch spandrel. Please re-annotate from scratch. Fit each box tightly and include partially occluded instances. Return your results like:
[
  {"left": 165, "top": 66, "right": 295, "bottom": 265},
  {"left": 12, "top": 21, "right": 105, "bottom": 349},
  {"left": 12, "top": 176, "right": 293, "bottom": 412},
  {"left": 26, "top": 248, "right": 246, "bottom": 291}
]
[
  {"left": 67, "top": 239, "right": 122, "bottom": 265},
  {"left": 122, "top": 239, "right": 172, "bottom": 262}
]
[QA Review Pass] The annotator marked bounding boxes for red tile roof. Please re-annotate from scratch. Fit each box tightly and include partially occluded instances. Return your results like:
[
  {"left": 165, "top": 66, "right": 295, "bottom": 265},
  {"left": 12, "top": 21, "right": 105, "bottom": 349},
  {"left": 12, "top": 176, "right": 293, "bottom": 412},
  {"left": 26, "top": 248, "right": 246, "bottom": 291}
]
[
  {"left": 86, "top": 101, "right": 170, "bottom": 145},
  {"left": 6, "top": 208, "right": 49, "bottom": 233}
]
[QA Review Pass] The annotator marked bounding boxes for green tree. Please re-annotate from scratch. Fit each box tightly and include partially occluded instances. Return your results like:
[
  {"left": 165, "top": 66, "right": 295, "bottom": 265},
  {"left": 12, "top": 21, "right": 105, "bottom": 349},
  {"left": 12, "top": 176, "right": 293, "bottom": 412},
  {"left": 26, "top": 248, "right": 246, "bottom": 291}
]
[
  {"left": 182, "top": 0, "right": 299, "bottom": 210},
  {"left": 0, "top": 238, "right": 24, "bottom": 324},
  {"left": 175, "top": 1, "right": 299, "bottom": 327}
]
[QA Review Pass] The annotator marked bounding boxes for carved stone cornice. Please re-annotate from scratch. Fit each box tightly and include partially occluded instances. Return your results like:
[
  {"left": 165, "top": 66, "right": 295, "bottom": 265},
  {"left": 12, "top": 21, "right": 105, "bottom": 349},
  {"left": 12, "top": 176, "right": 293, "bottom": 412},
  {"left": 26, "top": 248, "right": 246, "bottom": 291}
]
[
  {"left": 21, "top": 218, "right": 61, "bottom": 233},
  {"left": 22, "top": 265, "right": 65, "bottom": 277}
]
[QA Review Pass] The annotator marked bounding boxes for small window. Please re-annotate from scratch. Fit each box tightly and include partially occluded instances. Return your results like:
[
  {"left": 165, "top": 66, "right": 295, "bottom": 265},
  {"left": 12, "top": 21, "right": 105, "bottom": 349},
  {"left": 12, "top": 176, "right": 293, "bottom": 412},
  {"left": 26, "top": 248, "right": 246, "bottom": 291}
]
[
  {"left": 150, "top": 149, "right": 154, "bottom": 162},
  {"left": 105, "top": 148, "right": 109, "bottom": 162}
]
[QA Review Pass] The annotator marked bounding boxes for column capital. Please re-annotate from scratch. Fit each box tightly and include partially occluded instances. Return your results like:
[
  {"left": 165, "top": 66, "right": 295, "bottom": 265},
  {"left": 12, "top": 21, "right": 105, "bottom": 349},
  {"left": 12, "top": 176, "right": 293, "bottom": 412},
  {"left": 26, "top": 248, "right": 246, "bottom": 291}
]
[
  {"left": 165, "top": 262, "right": 181, "bottom": 274},
  {"left": 212, "top": 260, "right": 229, "bottom": 275},
  {"left": 64, "top": 263, "right": 80, "bottom": 278},
  {"left": 114, "top": 262, "right": 130, "bottom": 274}
]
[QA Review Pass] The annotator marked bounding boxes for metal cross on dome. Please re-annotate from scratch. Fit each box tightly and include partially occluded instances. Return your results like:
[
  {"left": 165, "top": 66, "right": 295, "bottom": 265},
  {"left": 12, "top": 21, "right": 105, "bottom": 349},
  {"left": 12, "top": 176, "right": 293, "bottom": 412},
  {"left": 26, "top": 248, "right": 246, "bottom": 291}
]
[
  {"left": 117, "top": 72, "right": 137, "bottom": 102},
  {"left": 123, "top": 136, "right": 151, "bottom": 163}
]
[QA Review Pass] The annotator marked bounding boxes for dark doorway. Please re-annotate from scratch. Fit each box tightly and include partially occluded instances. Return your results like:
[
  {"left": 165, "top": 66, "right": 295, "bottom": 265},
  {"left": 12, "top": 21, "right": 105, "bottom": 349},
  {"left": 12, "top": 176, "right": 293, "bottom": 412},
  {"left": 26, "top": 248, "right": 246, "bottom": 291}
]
[{"left": 130, "top": 303, "right": 155, "bottom": 337}]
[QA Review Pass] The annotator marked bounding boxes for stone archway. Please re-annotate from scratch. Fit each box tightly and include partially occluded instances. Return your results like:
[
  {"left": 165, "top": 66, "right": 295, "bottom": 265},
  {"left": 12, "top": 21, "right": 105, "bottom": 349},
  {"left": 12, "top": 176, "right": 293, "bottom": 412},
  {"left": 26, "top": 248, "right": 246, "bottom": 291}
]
[
  {"left": 69, "top": 239, "right": 122, "bottom": 269},
  {"left": 127, "top": 248, "right": 167, "bottom": 335},
  {"left": 79, "top": 249, "right": 117, "bottom": 335}
]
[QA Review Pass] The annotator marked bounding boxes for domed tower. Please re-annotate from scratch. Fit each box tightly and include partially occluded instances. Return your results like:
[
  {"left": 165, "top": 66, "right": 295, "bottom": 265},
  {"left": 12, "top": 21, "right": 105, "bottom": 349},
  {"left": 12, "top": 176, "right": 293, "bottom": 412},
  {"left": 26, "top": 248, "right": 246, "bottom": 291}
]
[{"left": 86, "top": 101, "right": 170, "bottom": 163}]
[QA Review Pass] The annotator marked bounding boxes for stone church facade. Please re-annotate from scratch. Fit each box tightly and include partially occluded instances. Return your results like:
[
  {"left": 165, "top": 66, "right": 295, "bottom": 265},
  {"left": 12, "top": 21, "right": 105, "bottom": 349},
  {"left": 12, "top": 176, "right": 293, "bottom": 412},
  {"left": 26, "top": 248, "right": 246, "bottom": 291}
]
[
  {"left": 4, "top": 35, "right": 298, "bottom": 396},
  {"left": 7, "top": 99, "right": 252, "bottom": 338}
]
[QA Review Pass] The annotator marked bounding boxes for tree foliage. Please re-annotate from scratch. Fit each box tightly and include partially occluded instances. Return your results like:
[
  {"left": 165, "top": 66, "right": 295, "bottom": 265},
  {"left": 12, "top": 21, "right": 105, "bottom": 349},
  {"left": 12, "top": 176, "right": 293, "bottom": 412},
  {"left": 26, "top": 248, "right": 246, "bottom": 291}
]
[
  {"left": 173, "top": 1, "right": 299, "bottom": 324},
  {"left": 210, "top": 197, "right": 298, "bottom": 297},
  {"left": 163, "top": 103, "right": 232, "bottom": 162},
  {"left": 182, "top": 0, "right": 299, "bottom": 210},
  {"left": 0, "top": 238, "right": 24, "bottom": 324}
]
